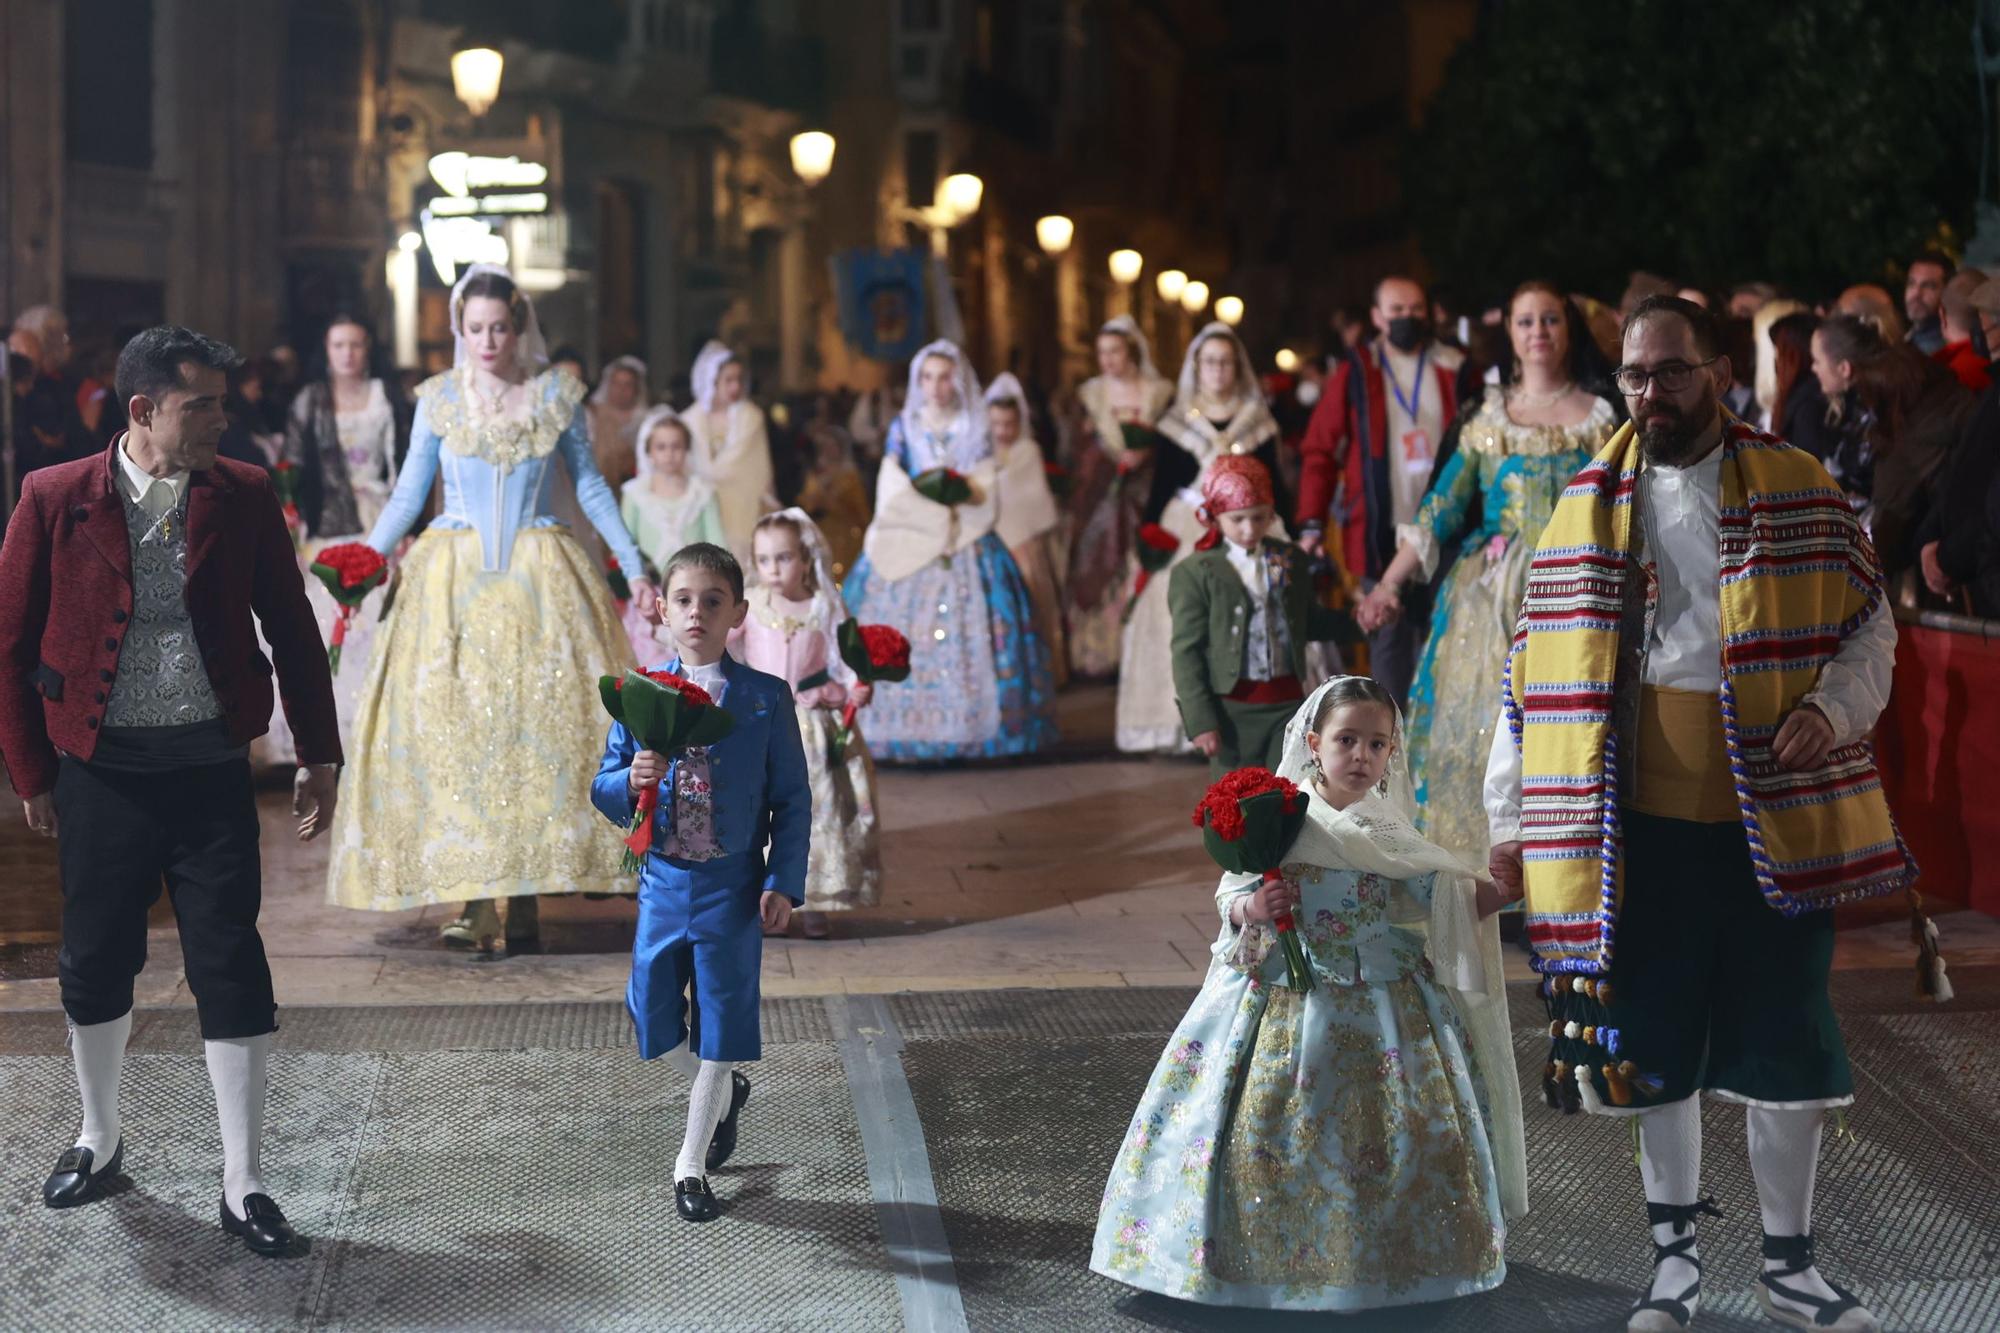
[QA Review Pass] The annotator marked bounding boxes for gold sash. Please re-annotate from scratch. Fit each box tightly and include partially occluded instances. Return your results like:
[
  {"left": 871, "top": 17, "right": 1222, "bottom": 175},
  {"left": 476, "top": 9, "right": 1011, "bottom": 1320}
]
[{"left": 1628, "top": 686, "right": 1737, "bottom": 823}]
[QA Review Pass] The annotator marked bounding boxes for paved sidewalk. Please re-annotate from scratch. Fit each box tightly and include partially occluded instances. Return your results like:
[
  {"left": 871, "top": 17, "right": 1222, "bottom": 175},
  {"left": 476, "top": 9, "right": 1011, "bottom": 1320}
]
[{"left": 1, "top": 971, "right": 1994, "bottom": 1332}]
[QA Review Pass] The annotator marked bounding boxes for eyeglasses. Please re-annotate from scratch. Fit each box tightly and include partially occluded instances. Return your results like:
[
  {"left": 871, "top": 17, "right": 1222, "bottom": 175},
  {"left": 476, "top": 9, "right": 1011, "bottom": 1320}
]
[{"left": 1612, "top": 358, "right": 1718, "bottom": 396}]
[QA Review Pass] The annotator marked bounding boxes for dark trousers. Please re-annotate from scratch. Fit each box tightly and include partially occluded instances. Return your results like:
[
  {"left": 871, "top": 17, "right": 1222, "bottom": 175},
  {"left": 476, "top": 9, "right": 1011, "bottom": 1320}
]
[
  {"left": 53, "top": 756, "right": 275, "bottom": 1040},
  {"left": 1603, "top": 809, "right": 1849, "bottom": 1106}
]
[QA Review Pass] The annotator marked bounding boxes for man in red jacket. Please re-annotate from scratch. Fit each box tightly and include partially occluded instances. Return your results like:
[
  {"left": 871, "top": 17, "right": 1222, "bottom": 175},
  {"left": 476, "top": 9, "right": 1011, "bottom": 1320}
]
[
  {"left": 0, "top": 325, "right": 340, "bottom": 1256},
  {"left": 1294, "top": 275, "right": 1470, "bottom": 705}
]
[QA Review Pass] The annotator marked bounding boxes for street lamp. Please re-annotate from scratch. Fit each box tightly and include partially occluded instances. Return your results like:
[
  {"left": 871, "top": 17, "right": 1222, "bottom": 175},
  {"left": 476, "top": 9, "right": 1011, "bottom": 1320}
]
[
  {"left": 1035, "top": 215, "right": 1074, "bottom": 256},
  {"left": 1180, "top": 280, "right": 1210, "bottom": 315},
  {"left": 938, "top": 173, "right": 984, "bottom": 224},
  {"left": 451, "top": 46, "right": 504, "bottom": 117},
  {"left": 1156, "top": 269, "right": 1187, "bottom": 303},
  {"left": 1275, "top": 347, "right": 1300, "bottom": 372},
  {"left": 1108, "top": 249, "right": 1143, "bottom": 285},
  {"left": 789, "top": 131, "right": 836, "bottom": 186},
  {"left": 1214, "top": 295, "right": 1244, "bottom": 326}
]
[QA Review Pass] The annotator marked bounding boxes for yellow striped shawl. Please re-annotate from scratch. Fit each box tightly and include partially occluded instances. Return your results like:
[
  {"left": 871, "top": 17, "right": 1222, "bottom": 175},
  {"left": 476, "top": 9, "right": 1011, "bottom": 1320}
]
[{"left": 1502, "top": 419, "right": 1916, "bottom": 976}]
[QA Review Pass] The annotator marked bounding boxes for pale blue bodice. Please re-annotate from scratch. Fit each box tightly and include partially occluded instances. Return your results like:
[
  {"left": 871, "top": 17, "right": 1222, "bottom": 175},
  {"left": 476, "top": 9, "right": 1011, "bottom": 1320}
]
[
  {"left": 366, "top": 369, "right": 645, "bottom": 576},
  {"left": 1224, "top": 863, "right": 1440, "bottom": 987}
]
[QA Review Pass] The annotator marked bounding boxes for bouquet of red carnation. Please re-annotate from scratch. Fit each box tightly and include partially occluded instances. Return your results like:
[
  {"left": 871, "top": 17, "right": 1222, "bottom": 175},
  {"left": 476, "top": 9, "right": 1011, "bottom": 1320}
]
[
  {"left": 272, "top": 461, "right": 304, "bottom": 552},
  {"left": 1124, "top": 523, "right": 1181, "bottom": 622},
  {"left": 307, "top": 543, "right": 389, "bottom": 673},
  {"left": 825, "top": 620, "right": 913, "bottom": 762},
  {"left": 599, "top": 668, "right": 739, "bottom": 871},
  {"left": 1043, "top": 460, "right": 1070, "bottom": 501},
  {"left": 1193, "top": 767, "right": 1315, "bottom": 992}
]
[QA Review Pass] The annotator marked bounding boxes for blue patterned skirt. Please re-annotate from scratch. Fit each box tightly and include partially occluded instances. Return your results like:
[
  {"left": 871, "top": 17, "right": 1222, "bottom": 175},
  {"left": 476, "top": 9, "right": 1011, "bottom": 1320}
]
[{"left": 841, "top": 533, "right": 1058, "bottom": 761}]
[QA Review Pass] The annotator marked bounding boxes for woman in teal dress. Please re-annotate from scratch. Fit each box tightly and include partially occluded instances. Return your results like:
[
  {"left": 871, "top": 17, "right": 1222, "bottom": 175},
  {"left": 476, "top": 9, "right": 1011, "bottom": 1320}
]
[
  {"left": 1091, "top": 677, "right": 1527, "bottom": 1314},
  {"left": 1355, "top": 282, "right": 1621, "bottom": 865}
]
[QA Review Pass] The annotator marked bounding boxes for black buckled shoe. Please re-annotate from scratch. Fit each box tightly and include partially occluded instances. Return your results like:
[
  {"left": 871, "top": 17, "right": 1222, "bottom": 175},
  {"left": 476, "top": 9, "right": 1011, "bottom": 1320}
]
[
  {"left": 43, "top": 1139, "right": 124, "bottom": 1209},
  {"left": 674, "top": 1175, "right": 720, "bottom": 1223},
  {"left": 220, "top": 1193, "right": 298, "bottom": 1257},
  {"left": 704, "top": 1071, "right": 752, "bottom": 1172}
]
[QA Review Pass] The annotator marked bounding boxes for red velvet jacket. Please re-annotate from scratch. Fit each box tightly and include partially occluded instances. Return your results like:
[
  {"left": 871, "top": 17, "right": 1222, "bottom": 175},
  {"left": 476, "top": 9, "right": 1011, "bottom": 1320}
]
[
  {"left": 0, "top": 439, "right": 341, "bottom": 798},
  {"left": 1295, "top": 342, "right": 1466, "bottom": 581}
]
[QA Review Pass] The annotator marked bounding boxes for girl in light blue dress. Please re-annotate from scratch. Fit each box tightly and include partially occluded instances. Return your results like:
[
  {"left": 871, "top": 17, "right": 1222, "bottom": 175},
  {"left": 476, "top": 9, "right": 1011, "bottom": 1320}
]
[
  {"left": 841, "top": 340, "right": 1057, "bottom": 761},
  {"left": 1090, "top": 676, "right": 1528, "bottom": 1313}
]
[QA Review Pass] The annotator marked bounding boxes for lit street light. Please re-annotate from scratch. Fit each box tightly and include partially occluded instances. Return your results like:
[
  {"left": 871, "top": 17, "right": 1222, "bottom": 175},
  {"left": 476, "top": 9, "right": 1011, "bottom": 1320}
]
[
  {"left": 451, "top": 46, "right": 504, "bottom": 117},
  {"left": 790, "top": 131, "right": 836, "bottom": 186},
  {"left": 1214, "top": 295, "right": 1244, "bottom": 326},
  {"left": 938, "top": 173, "right": 984, "bottom": 224},
  {"left": 1036, "top": 215, "right": 1074, "bottom": 256},
  {"left": 1180, "top": 280, "right": 1210, "bottom": 314},
  {"left": 1156, "top": 269, "right": 1187, "bottom": 303},
  {"left": 1108, "top": 249, "right": 1143, "bottom": 285},
  {"left": 1275, "top": 347, "right": 1300, "bottom": 372}
]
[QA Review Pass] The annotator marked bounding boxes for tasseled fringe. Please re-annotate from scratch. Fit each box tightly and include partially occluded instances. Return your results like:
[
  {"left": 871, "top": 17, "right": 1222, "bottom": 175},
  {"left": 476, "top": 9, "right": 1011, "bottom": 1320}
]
[
  {"left": 1908, "top": 889, "right": 1954, "bottom": 1003},
  {"left": 1539, "top": 971, "right": 1625, "bottom": 1114}
]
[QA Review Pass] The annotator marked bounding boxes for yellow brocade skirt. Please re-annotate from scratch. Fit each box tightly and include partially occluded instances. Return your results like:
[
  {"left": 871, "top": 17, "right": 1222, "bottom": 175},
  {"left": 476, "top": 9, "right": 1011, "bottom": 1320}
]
[{"left": 325, "top": 527, "right": 639, "bottom": 911}]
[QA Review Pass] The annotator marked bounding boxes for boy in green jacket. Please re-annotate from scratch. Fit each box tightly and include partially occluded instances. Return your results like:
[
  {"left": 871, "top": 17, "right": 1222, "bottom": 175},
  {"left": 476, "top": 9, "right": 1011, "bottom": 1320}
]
[{"left": 1168, "top": 456, "right": 1360, "bottom": 774}]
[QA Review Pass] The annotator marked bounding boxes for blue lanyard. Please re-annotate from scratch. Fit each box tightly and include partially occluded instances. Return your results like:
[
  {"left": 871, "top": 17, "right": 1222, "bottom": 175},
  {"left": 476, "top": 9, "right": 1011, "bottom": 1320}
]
[{"left": 1384, "top": 346, "right": 1428, "bottom": 422}]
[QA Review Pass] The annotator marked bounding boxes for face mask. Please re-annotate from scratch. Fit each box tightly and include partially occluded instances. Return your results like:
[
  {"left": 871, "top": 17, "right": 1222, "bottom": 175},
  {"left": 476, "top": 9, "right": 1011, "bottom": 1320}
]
[
  {"left": 1385, "top": 316, "right": 1430, "bottom": 353},
  {"left": 1295, "top": 379, "right": 1322, "bottom": 407}
]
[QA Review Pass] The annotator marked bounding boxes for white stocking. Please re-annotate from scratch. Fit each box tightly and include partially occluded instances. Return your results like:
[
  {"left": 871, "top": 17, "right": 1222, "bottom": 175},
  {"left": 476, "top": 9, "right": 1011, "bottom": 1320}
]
[
  {"left": 1748, "top": 1106, "right": 1848, "bottom": 1309},
  {"left": 674, "top": 1059, "right": 735, "bottom": 1182},
  {"left": 660, "top": 1044, "right": 701, "bottom": 1081},
  {"left": 204, "top": 1034, "right": 270, "bottom": 1218},
  {"left": 1637, "top": 1097, "right": 1705, "bottom": 1314},
  {"left": 69, "top": 1012, "right": 132, "bottom": 1161}
]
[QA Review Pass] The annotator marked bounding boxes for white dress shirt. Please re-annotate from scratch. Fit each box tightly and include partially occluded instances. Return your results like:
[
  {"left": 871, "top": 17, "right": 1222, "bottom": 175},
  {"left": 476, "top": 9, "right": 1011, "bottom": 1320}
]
[
  {"left": 680, "top": 658, "right": 728, "bottom": 698},
  {"left": 116, "top": 439, "right": 190, "bottom": 530},
  {"left": 1483, "top": 442, "right": 1899, "bottom": 843}
]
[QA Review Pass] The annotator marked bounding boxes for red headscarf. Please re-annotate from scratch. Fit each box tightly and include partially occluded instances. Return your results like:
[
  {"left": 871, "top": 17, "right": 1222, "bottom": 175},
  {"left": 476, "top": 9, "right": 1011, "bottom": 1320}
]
[{"left": 1195, "top": 456, "right": 1275, "bottom": 549}]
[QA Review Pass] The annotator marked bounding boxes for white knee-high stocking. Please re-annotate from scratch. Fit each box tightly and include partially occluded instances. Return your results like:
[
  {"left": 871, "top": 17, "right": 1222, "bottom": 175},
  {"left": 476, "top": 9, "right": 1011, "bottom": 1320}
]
[
  {"left": 1748, "top": 1106, "right": 1850, "bottom": 1309},
  {"left": 69, "top": 1012, "right": 132, "bottom": 1161},
  {"left": 1636, "top": 1097, "right": 1707, "bottom": 1321},
  {"left": 204, "top": 1034, "right": 270, "bottom": 1218},
  {"left": 675, "top": 1059, "right": 735, "bottom": 1182}
]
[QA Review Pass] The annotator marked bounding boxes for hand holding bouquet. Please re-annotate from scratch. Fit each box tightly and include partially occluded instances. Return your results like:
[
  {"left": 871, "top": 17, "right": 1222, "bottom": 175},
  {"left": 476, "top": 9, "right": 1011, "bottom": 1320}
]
[
  {"left": 1194, "top": 767, "right": 1315, "bottom": 992},
  {"left": 273, "top": 461, "right": 304, "bottom": 553},
  {"left": 828, "top": 620, "right": 912, "bottom": 762},
  {"left": 1125, "top": 522, "right": 1181, "bottom": 622},
  {"left": 307, "top": 543, "right": 389, "bottom": 673},
  {"left": 599, "top": 669, "right": 738, "bottom": 870}
]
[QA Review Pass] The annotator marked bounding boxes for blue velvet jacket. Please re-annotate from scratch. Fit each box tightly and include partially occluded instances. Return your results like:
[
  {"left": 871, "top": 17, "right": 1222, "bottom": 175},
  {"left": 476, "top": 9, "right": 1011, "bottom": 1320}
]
[{"left": 590, "top": 654, "right": 811, "bottom": 917}]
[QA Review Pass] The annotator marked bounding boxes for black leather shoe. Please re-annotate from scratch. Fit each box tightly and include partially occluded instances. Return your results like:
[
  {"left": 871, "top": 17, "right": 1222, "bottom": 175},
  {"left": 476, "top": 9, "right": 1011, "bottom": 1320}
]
[
  {"left": 705, "top": 1071, "right": 751, "bottom": 1172},
  {"left": 220, "top": 1193, "right": 297, "bottom": 1257},
  {"left": 43, "top": 1139, "right": 124, "bottom": 1208},
  {"left": 674, "top": 1175, "right": 720, "bottom": 1223}
]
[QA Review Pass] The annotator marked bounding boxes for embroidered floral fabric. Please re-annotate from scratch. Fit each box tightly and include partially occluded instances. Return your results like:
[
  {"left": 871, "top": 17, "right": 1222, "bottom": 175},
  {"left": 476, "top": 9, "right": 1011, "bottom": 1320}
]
[{"left": 1090, "top": 861, "right": 1506, "bottom": 1312}]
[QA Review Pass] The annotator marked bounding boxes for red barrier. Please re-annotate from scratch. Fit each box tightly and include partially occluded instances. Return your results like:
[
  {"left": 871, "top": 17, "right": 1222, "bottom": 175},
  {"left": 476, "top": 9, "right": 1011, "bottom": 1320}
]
[{"left": 1873, "top": 613, "right": 2000, "bottom": 917}]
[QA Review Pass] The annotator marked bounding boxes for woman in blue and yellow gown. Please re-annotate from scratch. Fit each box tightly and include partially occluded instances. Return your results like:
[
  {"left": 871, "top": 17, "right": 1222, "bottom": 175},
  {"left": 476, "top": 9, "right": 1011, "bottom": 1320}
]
[
  {"left": 841, "top": 339, "right": 1058, "bottom": 761},
  {"left": 1354, "top": 282, "right": 1621, "bottom": 864},
  {"left": 1091, "top": 677, "right": 1527, "bottom": 1313},
  {"left": 325, "top": 265, "right": 655, "bottom": 949}
]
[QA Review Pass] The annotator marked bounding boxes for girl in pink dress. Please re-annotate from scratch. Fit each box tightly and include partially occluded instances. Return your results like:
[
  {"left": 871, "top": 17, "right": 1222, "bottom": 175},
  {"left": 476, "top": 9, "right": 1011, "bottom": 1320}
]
[{"left": 731, "top": 508, "right": 883, "bottom": 936}]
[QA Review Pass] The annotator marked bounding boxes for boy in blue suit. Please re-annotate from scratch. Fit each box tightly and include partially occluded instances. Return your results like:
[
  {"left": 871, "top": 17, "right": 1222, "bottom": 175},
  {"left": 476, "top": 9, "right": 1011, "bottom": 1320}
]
[{"left": 591, "top": 542, "right": 811, "bottom": 1223}]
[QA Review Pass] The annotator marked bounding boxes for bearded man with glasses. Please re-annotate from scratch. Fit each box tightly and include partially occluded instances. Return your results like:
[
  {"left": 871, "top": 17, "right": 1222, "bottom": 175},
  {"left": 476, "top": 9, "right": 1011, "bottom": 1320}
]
[{"left": 1484, "top": 296, "right": 1921, "bottom": 1332}]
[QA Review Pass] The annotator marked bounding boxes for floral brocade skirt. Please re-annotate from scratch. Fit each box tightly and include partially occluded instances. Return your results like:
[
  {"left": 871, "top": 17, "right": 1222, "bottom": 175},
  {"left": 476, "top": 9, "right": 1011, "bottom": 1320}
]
[
  {"left": 1406, "top": 537, "right": 1535, "bottom": 866},
  {"left": 325, "top": 527, "right": 639, "bottom": 911},
  {"left": 1090, "top": 967, "right": 1505, "bottom": 1311},
  {"left": 798, "top": 704, "right": 883, "bottom": 911}
]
